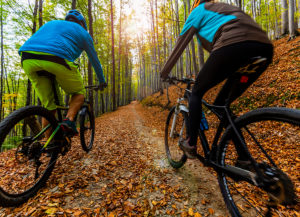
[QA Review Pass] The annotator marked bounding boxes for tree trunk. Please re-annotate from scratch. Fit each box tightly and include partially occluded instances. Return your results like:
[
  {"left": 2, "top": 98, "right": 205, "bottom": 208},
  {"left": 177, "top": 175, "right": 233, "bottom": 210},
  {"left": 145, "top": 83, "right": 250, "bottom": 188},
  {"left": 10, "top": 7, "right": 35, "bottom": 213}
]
[
  {"left": 0, "top": 1, "right": 4, "bottom": 120},
  {"left": 38, "top": 0, "right": 43, "bottom": 28},
  {"left": 289, "top": 0, "right": 296, "bottom": 38},
  {"left": 183, "top": 0, "right": 191, "bottom": 77},
  {"left": 110, "top": 0, "right": 116, "bottom": 110},
  {"left": 251, "top": 0, "right": 256, "bottom": 20},
  {"left": 274, "top": 0, "right": 280, "bottom": 38},
  {"left": 282, "top": 0, "right": 289, "bottom": 35},
  {"left": 117, "top": 0, "right": 122, "bottom": 107},
  {"left": 298, "top": 0, "right": 300, "bottom": 27},
  {"left": 88, "top": 0, "right": 94, "bottom": 110},
  {"left": 235, "top": 0, "right": 242, "bottom": 8},
  {"left": 72, "top": 0, "right": 77, "bottom": 9},
  {"left": 26, "top": 0, "right": 39, "bottom": 106},
  {"left": 37, "top": 0, "right": 43, "bottom": 107}
]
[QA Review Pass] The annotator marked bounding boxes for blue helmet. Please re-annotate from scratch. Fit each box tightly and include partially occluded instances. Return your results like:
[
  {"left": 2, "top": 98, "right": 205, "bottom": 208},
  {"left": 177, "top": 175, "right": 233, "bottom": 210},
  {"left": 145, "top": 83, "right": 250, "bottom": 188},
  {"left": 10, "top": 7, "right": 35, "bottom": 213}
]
[{"left": 65, "top": 10, "right": 87, "bottom": 30}]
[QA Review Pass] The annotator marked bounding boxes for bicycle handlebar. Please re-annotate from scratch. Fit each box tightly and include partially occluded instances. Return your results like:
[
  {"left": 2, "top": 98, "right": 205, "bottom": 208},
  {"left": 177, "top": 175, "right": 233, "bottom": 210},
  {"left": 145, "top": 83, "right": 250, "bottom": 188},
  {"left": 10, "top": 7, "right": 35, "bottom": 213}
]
[
  {"left": 85, "top": 85, "right": 102, "bottom": 91},
  {"left": 85, "top": 83, "right": 107, "bottom": 91},
  {"left": 166, "top": 76, "right": 195, "bottom": 84}
]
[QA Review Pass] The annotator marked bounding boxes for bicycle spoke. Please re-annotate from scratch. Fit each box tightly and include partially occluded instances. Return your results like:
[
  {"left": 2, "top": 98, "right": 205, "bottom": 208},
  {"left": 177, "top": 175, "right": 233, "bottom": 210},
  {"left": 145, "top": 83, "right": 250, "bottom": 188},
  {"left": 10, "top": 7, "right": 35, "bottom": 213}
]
[
  {"left": 218, "top": 109, "right": 300, "bottom": 217},
  {"left": 244, "top": 126, "right": 276, "bottom": 167},
  {"left": 227, "top": 180, "right": 265, "bottom": 216},
  {"left": 0, "top": 107, "right": 58, "bottom": 205}
]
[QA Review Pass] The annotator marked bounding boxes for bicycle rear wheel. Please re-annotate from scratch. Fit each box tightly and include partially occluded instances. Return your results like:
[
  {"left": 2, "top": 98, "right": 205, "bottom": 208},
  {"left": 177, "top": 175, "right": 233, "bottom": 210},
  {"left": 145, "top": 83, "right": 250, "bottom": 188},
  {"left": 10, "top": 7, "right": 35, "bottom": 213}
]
[
  {"left": 0, "top": 106, "right": 59, "bottom": 207},
  {"left": 217, "top": 107, "right": 300, "bottom": 217},
  {"left": 165, "top": 106, "right": 188, "bottom": 168},
  {"left": 79, "top": 106, "right": 95, "bottom": 152}
]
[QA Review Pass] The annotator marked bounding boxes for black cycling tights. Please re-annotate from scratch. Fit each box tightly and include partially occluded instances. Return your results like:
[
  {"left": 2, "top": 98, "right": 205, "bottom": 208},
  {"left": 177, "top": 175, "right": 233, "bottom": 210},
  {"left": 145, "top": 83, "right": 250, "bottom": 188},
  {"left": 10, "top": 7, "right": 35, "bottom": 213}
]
[{"left": 188, "top": 41, "right": 273, "bottom": 150}]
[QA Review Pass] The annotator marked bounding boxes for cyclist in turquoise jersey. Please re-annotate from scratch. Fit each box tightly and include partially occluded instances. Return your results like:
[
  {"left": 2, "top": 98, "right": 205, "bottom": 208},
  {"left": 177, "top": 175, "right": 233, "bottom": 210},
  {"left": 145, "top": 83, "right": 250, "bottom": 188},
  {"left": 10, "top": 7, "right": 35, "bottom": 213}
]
[
  {"left": 160, "top": 0, "right": 273, "bottom": 160},
  {"left": 19, "top": 10, "right": 107, "bottom": 135}
]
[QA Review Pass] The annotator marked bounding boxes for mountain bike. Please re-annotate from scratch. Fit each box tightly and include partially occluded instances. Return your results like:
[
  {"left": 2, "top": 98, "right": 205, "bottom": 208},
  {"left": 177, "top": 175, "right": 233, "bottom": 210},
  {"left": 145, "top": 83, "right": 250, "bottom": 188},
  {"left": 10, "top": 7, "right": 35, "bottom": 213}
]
[
  {"left": 164, "top": 57, "right": 300, "bottom": 216},
  {"left": 0, "top": 70, "right": 97, "bottom": 207}
]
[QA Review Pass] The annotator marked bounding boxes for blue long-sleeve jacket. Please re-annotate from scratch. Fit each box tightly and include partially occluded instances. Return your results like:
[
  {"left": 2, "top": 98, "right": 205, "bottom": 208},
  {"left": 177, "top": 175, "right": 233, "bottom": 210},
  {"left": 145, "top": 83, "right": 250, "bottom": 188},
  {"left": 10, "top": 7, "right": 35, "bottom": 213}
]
[{"left": 19, "top": 20, "right": 105, "bottom": 83}]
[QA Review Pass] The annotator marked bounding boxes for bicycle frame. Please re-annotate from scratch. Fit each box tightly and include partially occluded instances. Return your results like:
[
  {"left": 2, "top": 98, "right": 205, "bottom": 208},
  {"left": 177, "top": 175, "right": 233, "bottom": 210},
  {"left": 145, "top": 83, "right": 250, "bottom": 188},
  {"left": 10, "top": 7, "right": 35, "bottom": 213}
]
[
  {"left": 34, "top": 70, "right": 93, "bottom": 151},
  {"left": 169, "top": 78, "right": 265, "bottom": 186}
]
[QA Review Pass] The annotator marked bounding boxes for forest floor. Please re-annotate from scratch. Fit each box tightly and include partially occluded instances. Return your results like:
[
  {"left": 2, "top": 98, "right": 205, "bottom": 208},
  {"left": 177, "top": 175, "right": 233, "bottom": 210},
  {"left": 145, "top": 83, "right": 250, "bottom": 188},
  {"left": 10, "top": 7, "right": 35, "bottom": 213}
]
[
  {"left": 0, "top": 35, "right": 299, "bottom": 217},
  {"left": 0, "top": 101, "right": 229, "bottom": 217}
]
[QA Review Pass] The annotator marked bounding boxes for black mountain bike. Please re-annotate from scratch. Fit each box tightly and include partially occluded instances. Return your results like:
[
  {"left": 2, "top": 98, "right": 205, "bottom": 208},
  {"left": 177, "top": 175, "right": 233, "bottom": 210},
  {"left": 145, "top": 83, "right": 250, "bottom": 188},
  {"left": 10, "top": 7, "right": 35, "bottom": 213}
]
[
  {"left": 0, "top": 70, "right": 96, "bottom": 207},
  {"left": 165, "top": 57, "right": 300, "bottom": 216}
]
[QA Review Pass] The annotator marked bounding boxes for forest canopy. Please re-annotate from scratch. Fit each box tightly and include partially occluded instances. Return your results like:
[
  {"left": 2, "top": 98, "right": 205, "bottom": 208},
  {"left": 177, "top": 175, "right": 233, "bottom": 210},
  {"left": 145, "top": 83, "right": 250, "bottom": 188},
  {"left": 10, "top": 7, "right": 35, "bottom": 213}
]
[{"left": 0, "top": 0, "right": 299, "bottom": 119}]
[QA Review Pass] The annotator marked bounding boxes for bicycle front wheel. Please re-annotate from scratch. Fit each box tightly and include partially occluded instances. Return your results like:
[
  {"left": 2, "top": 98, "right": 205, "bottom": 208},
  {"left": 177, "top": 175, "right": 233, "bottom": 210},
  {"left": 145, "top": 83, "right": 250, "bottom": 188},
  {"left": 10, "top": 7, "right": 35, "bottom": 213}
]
[
  {"left": 217, "top": 107, "right": 300, "bottom": 217},
  {"left": 79, "top": 106, "right": 95, "bottom": 152},
  {"left": 165, "top": 106, "right": 188, "bottom": 168},
  {"left": 0, "top": 106, "right": 59, "bottom": 207}
]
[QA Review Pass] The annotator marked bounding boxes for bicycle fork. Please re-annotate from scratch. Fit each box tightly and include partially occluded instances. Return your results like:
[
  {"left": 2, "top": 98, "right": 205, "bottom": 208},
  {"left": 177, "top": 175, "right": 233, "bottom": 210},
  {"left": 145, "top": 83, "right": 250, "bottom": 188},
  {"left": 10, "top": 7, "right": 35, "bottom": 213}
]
[{"left": 170, "top": 100, "right": 188, "bottom": 140}]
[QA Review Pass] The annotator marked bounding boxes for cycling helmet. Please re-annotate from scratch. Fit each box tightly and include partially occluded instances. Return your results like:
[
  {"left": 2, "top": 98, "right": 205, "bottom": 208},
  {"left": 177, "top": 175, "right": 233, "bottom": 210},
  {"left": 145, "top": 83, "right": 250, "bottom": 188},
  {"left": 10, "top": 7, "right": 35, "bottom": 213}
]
[
  {"left": 65, "top": 10, "right": 87, "bottom": 30},
  {"left": 191, "top": 0, "right": 212, "bottom": 12}
]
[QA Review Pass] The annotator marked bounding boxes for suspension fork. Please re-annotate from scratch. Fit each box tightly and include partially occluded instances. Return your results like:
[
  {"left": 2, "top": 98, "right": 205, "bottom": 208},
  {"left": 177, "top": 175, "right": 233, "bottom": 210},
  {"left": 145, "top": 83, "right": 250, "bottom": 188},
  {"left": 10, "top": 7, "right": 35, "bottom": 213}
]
[
  {"left": 169, "top": 99, "right": 188, "bottom": 138},
  {"left": 169, "top": 104, "right": 180, "bottom": 138}
]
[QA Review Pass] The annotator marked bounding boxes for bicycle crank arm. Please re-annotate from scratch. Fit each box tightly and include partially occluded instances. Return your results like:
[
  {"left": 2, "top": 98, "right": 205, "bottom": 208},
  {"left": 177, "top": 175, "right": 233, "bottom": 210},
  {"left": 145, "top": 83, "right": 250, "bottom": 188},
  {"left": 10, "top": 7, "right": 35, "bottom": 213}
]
[{"left": 211, "top": 162, "right": 258, "bottom": 185}]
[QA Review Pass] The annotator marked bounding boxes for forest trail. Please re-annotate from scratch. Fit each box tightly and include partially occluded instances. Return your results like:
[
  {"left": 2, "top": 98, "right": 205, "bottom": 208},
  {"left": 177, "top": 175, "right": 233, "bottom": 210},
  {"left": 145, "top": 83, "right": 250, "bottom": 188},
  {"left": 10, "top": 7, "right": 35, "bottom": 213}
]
[{"left": 0, "top": 101, "right": 229, "bottom": 217}]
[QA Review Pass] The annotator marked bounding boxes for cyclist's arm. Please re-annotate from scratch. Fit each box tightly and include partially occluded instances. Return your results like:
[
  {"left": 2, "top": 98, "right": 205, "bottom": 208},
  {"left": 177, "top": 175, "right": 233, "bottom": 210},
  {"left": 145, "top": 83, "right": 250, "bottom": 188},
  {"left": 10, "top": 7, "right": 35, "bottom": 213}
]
[
  {"left": 160, "top": 27, "right": 197, "bottom": 80},
  {"left": 160, "top": 7, "right": 202, "bottom": 80},
  {"left": 83, "top": 35, "right": 106, "bottom": 83}
]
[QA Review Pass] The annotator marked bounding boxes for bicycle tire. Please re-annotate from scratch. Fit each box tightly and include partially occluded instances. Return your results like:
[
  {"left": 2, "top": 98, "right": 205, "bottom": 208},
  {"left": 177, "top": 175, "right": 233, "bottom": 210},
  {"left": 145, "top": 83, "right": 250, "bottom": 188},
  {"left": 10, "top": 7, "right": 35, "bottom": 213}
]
[
  {"left": 79, "top": 106, "right": 95, "bottom": 152},
  {"left": 0, "top": 106, "right": 59, "bottom": 207},
  {"left": 165, "top": 106, "right": 188, "bottom": 168},
  {"left": 217, "top": 107, "right": 300, "bottom": 217}
]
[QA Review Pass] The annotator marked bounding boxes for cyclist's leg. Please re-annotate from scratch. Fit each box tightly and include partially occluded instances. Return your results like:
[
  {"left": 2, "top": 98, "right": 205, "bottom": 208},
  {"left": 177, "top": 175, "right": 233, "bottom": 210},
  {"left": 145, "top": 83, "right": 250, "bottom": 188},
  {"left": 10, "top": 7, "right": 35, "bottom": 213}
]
[
  {"left": 212, "top": 42, "right": 273, "bottom": 161},
  {"left": 67, "top": 94, "right": 84, "bottom": 121},
  {"left": 188, "top": 41, "right": 273, "bottom": 148},
  {"left": 22, "top": 58, "right": 58, "bottom": 138},
  {"left": 188, "top": 57, "right": 229, "bottom": 147},
  {"left": 22, "top": 59, "right": 58, "bottom": 111},
  {"left": 40, "top": 59, "right": 85, "bottom": 121},
  {"left": 213, "top": 42, "right": 273, "bottom": 105}
]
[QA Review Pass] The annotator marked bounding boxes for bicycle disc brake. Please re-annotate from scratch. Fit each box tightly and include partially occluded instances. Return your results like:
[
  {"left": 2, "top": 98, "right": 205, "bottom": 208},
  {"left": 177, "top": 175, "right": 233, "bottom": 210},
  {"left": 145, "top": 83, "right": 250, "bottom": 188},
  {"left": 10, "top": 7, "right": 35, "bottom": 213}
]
[
  {"left": 258, "top": 163, "right": 297, "bottom": 206},
  {"left": 15, "top": 145, "right": 29, "bottom": 163}
]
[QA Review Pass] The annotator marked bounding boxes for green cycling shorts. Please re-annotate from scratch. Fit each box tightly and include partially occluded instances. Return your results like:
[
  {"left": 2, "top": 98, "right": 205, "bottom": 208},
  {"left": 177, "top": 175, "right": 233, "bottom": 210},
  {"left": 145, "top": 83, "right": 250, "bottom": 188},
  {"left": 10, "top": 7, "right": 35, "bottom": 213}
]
[{"left": 21, "top": 51, "right": 85, "bottom": 110}]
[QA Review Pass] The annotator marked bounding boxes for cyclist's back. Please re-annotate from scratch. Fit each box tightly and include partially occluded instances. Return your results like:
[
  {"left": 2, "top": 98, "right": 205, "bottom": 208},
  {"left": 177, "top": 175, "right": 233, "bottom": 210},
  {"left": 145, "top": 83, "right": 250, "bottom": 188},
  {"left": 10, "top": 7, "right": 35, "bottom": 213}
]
[
  {"left": 19, "top": 10, "right": 106, "bottom": 136},
  {"left": 19, "top": 20, "right": 104, "bottom": 82},
  {"left": 160, "top": 0, "right": 273, "bottom": 159},
  {"left": 183, "top": 2, "right": 271, "bottom": 52}
]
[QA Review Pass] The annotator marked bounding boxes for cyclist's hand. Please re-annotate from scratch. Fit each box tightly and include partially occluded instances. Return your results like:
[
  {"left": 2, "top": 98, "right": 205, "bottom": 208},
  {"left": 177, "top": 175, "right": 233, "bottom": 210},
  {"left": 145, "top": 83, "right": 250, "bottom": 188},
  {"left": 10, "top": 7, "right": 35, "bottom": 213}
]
[
  {"left": 99, "top": 82, "right": 107, "bottom": 91},
  {"left": 161, "top": 76, "right": 171, "bottom": 83},
  {"left": 161, "top": 73, "right": 169, "bottom": 82},
  {"left": 165, "top": 76, "right": 176, "bottom": 84}
]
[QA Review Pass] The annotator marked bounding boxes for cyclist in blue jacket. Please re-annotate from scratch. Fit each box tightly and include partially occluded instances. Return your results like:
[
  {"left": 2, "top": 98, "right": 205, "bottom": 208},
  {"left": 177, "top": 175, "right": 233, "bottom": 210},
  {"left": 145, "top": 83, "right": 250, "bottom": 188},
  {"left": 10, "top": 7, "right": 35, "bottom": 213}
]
[
  {"left": 161, "top": 0, "right": 273, "bottom": 159},
  {"left": 19, "top": 10, "right": 106, "bottom": 135}
]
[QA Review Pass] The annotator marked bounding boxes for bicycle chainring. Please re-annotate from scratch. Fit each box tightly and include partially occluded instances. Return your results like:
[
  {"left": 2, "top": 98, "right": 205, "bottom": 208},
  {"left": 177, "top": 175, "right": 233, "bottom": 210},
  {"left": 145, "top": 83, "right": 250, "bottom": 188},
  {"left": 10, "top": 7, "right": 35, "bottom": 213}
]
[{"left": 28, "top": 142, "right": 43, "bottom": 160}]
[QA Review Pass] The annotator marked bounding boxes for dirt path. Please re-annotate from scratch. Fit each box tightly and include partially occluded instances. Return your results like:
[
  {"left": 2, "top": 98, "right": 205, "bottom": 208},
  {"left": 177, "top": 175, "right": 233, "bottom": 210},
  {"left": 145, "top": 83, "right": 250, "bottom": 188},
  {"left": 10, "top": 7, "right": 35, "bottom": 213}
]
[
  {"left": 130, "top": 101, "right": 228, "bottom": 216},
  {"left": 0, "top": 101, "right": 228, "bottom": 217}
]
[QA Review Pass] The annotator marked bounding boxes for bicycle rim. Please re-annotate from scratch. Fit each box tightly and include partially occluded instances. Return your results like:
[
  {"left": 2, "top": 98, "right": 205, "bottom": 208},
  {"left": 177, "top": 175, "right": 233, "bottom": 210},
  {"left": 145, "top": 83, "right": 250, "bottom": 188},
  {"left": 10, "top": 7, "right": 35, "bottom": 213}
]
[
  {"left": 80, "top": 108, "right": 95, "bottom": 152},
  {"left": 165, "top": 106, "right": 187, "bottom": 168},
  {"left": 217, "top": 108, "right": 300, "bottom": 217},
  {"left": 0, "top": 106, "right": 58, "bottom": 207}
]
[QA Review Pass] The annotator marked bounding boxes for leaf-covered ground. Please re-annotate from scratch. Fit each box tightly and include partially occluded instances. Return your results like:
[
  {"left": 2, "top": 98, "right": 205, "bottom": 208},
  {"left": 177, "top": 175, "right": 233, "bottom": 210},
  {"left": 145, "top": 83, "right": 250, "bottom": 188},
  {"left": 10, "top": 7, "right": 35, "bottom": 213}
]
[{"left": 0, "top": 102, "right": 229, "bottom": 217}]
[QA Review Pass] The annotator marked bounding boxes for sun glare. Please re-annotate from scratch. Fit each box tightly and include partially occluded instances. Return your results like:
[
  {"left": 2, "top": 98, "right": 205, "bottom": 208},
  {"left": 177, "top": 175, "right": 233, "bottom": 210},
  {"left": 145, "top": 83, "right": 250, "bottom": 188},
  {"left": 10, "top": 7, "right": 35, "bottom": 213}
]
[{"left": 123, "top": 0, "right": 151, "bottom": 35}]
